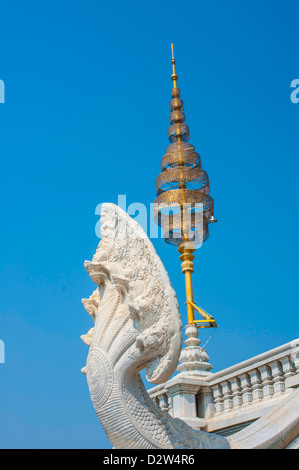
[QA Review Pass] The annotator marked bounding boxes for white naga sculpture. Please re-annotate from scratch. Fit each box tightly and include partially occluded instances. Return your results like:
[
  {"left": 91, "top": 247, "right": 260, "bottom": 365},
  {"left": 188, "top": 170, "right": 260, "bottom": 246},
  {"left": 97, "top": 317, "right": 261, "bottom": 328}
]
[{"left": 81, "top": 203, "right": 299, "bottom": 449}]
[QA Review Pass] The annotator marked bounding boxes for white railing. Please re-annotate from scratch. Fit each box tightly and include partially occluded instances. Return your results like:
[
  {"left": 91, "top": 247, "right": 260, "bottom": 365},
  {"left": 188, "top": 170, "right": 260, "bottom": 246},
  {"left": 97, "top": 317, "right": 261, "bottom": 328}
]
[
  {"left": 208, "top": 339, "right": 299, "bottom": 417},
  {"left": 148, "top": 339, "right": 299, "bottom": 427}
]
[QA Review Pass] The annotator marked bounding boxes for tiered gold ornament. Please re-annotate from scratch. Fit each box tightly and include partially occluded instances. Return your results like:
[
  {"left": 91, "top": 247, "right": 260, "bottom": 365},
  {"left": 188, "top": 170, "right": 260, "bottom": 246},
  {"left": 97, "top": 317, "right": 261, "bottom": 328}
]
[{"left": 154, "top": 44, "right": 218, "bottom": 328}]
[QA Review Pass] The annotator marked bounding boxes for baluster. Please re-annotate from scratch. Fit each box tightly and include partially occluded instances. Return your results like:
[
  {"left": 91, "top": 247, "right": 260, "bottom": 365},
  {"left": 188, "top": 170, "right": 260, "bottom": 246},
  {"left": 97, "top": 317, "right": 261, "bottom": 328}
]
[
  {"left": 239, "top": 373, "right": 253, "bottom": 405},
  {"left": 280, "top": 355, "right": 296, "bottom": 381},
  {"left": 159, "top": 393, "right": 169, "bottom": 412},
  {"left": 212, "top": 384, "right": 224, "bottom": 415},
  {"left": 230, "top": 376, "right": 242, "bottom": 409},
  {"left": 291, "top": 346, "right": 299, "bottom": 374},
  {"left": 258, "top": 364, "right": 274, "bottom": 399},
  {"left": 221, "top": 380, "right": 233, "bottom": 411},
  {"left": 268, "top": 360, "right": 285, "bottom": 396},
  {"left": 248, "top": 369, "right": 263, "bottom": 403}
]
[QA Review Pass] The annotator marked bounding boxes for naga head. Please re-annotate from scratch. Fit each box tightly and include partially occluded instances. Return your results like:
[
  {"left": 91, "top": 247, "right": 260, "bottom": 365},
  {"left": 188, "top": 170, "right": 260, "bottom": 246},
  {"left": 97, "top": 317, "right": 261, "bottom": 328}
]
[{"left": 81, "top": 203, "right": 182, "bottom": 385}]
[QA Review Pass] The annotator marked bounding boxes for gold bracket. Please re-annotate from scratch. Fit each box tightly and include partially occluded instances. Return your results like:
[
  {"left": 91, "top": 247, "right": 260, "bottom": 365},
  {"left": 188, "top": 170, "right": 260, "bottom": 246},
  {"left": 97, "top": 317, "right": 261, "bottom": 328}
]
[{"left": 188, "top": 301, "right": 218, "bottom": 329}]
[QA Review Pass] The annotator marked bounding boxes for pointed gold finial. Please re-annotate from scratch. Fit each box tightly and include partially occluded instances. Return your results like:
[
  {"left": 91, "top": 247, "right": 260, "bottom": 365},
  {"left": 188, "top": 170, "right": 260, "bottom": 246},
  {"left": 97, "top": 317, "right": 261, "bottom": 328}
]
[{"left": 171, "top": 43, "right": 178, "bottom": 88}]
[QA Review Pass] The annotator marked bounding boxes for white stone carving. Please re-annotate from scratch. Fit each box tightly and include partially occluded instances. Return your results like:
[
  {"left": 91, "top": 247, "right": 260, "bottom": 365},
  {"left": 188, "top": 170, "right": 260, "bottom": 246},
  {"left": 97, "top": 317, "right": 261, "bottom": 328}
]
[
  {"left": 82, "top": 203, "right": 299, "bottom": 449},
  {"left": 81, "top": 203, "right": 229, "bottom": 449}
]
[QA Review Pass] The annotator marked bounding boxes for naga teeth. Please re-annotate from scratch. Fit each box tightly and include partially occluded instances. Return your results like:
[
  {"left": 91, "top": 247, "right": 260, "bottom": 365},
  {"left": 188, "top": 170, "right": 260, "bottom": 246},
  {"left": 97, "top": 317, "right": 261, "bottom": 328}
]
[
  {"left": 80, "top": 327, "right": 94, "bottom": 346},
  {"left": 81, "top": 366, "right": 86, "bottom": 375}
]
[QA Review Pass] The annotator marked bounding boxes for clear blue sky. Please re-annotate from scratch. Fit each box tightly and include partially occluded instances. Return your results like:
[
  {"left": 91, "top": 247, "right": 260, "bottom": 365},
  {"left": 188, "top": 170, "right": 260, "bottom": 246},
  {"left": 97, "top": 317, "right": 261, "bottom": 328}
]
[{"left": 0, "top": 0, "right": 299, "bottom": 449}]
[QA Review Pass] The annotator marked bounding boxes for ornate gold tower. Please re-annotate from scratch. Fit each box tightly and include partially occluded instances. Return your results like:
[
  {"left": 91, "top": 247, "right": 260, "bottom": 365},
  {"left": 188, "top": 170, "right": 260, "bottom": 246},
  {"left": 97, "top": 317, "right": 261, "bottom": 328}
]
[{"left": 154, "top": 44, "right": 218, "bottom": 328}]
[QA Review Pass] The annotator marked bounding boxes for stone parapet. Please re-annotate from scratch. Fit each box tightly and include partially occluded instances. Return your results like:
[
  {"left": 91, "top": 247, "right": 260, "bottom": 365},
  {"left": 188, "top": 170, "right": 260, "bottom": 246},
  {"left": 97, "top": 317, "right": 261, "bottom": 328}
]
[{"left": 148, "top": 338, "right": 299, "bottom": 435}]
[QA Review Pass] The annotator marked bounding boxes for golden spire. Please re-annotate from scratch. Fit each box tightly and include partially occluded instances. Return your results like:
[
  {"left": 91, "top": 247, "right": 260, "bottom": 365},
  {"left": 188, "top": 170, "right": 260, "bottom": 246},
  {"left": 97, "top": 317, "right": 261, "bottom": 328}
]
[
  {"left": 171, "top": 43, "right": 178, "bottom": 89},
  {"left": 154, "top": 45, "right": 218, "bottom": 329}
]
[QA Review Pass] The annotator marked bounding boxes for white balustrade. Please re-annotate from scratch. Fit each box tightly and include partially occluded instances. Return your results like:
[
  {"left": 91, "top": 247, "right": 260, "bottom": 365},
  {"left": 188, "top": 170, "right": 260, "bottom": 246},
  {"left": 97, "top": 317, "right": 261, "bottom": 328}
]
[
  {"left": 208, "top": 339, "right": 299, "bottom": 418},
  {"left": 148, "top": 339, "right": 299, "bottom": 426}
]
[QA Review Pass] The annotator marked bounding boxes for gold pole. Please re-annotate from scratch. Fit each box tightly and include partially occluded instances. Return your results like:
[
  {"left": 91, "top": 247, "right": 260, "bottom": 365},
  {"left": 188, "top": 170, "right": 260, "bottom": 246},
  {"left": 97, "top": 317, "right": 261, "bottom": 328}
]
[{"left": 178, "top": 241, "right": 195, "bottom": 324}]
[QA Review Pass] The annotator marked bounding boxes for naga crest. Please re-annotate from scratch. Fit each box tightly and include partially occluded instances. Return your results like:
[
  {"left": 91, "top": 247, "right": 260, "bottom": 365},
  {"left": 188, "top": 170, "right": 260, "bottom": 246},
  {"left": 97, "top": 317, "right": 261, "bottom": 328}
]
[{"left": 82, "top": 203, "right": 182, "bottom": 385}]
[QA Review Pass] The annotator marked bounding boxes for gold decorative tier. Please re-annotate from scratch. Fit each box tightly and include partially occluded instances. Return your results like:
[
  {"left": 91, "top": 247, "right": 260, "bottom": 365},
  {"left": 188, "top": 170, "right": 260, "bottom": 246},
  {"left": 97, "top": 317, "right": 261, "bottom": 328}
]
[{"left": 154, "top": 44, "right": 217, "bottom": 328}]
